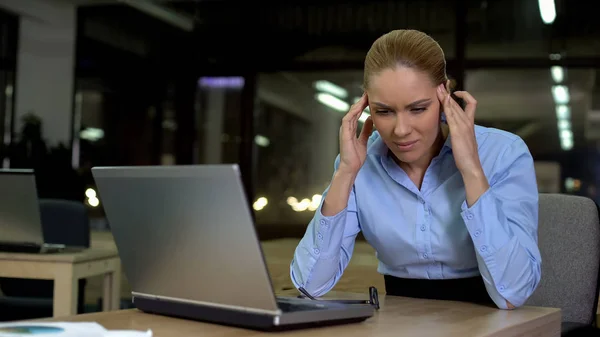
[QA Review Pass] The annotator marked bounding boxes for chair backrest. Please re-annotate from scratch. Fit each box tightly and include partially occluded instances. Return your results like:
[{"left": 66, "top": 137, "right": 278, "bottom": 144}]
[
  {"left": 40, "top": 198, "right": 90, "bottom": 248},
  {"left": 526, "top": 193, "right": 600, "bottom": 325}
]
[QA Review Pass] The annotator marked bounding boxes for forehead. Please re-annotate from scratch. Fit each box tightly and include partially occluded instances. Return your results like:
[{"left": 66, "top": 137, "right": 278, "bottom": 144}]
[{"left": 368, "top": 67, "right": 436, "bottom": 104}]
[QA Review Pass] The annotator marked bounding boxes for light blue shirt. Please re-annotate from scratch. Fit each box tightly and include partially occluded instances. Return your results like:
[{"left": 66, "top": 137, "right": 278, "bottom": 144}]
[{"left": 290, "top": 125, "right": 542, "bottom": 309}]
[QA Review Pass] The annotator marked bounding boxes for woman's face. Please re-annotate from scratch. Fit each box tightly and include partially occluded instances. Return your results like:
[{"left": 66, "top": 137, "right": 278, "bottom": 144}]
[{"left": 367, "top": 66, "right": 442, "bottom": 165}]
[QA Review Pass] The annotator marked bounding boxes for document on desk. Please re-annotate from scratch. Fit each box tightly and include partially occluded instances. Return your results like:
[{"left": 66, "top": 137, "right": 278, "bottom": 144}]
[{"left": 0, "top": 322, "right": 152, "bottom": 337}]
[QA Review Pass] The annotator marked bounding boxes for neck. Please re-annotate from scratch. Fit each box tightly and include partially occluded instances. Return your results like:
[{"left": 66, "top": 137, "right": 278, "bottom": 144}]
[{"left": 395, "top": 124, "right": 447, "bottom": 176}]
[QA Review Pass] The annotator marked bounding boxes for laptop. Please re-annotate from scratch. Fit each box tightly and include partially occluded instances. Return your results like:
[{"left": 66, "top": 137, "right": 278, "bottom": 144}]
[
  {"left": 91, "top": 164, "right": 375, "bottom": 331},
  {"left": 0, "top": 169, "right": 69, "bottom": 253}
]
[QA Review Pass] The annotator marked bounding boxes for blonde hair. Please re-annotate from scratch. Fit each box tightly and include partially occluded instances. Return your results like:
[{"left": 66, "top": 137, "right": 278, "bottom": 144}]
[{"left": 363, "top": 29, "right": 450, "bottom": 90}]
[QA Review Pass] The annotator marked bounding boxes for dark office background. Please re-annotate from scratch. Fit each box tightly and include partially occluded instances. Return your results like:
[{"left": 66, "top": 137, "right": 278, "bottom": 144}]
[{"left": 0, "top": 0, "right": 599, "bottom": 232}]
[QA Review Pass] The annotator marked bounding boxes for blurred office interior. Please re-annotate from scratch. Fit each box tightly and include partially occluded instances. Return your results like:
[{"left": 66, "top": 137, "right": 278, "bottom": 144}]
[
  {"left": 1, "top": 0, "right": 599, "bottom": 232},
  {"left": 0, "top": 0, "right": 600, "bottom": 320}
]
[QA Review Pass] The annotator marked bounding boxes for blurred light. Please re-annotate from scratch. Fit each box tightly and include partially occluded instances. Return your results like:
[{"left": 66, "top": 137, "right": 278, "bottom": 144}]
[
  {"left": 557, "top": 119, "right": 570, "bottom": 131},
  {"left": 314, "top": 80, "right": 348, "bottom": 99},
  {"left": 292, "top": 198, "right": 311, "bottom": 212},
  {"left": 198, "top": 77, "right": 244, "bottom": 89},
  {"left": 561, "top": 137, "right": 573, "bottom": 151},
  {"left": 254, "top": 135, "right": 270, "bottom": 147},
  {"left": 308, "top": 194, "right": 322, "bottom": 211},
  {"left": 538, "top": 0, "right": 556, "bottom": 24},
  {"left": 162, "top": 120, "right": 177, "bottom": 131},
  {"left": 560, "top": 129, "right": 572, "bottom": 140},
  {"left": 5, "top": 85, "right": 12, "bottom": 96},
  {"left": 80, "top": 127, "right": 104, "bottom": 142},
  {"left": 253, "top": 197, "right": 268, "bottom": 211},
  {"left": 85, "top": 188, "right": 100, "bottom": 207},
  {"left": 564, "top": 177, "right": 580, "bottom": 191},
  {"left": 550, "top": 66, "right": 564, "bottom": 83},
  {"left": 555, "top": 105, "right": 570, "bottom": 119},
  {"left": 286, "top": 196, "right": 298, "bottom": 206},
  {"left": 359, "top": 112, "right": 370, "bottom": 123},
  {"left": 551, "top": 85, "right": 569, "bottom": 104},
  {"left": 549, "top": 53, "right": 562, "bottom": 61},
  {"left": 565, "top": 177, "right": 574, "bottom": 190},
  {"left": 85, "top": 188, "right": 96, "bottom": 198},
  {"left": 88, "top": 197, "right": 99, "bottom": 207},
  {"left": 316, "top": 93, "right": 350, "bottom": 112},
  {"left": 287, "top": 195, "right": 323, "bottom": 212}
]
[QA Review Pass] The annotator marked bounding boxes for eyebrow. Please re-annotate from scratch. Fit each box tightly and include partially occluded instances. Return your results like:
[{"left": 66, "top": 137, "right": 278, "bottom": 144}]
[{"left": 372, "top": 99, "right": 432, "bottom": 110}]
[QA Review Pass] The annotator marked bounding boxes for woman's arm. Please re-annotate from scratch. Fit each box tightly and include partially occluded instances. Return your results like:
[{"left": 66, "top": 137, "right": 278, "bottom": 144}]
[
  {"left": 290, "top": 155, "right": 362, "bottom": 297},
  {"left": 460, "top": 137, "right": 542, "bottom": 309}
]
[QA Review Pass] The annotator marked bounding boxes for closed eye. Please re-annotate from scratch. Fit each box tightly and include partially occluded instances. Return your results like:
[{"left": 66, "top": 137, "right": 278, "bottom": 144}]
[
  {"left": 411, "top": 107, "right": 427, "bottom": 113},
  {"left": 375, "top": 109, "right": 392, "bottom": 115}
]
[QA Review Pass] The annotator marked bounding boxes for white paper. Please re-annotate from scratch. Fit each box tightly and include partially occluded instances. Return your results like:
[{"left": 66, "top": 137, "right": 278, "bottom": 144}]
[{"left": 0, "top": 322, "right": 152, "bottom": 337}]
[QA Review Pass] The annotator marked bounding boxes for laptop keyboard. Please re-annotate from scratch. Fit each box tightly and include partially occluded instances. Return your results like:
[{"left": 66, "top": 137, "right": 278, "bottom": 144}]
[{"left": 277, "top": 299, "right": 328, "bottom": 312}]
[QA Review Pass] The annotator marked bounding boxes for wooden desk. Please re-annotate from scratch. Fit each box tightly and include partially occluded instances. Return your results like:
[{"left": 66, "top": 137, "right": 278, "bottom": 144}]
[
  {"left": 0, "top": 248, "right": 121, "bottom": 317},
  {"left": 42, "top": 295, "right": 560, "bottom": 336}
]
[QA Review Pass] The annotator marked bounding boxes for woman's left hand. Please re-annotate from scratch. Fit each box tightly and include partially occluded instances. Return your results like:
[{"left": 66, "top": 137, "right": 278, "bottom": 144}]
[{"left": 436, "top": 83, "right": 483, "bottom": 178}]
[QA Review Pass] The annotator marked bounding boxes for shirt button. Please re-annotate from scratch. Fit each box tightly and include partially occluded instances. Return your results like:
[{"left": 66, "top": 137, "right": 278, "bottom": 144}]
[
  {"left": 467, "top": 213, "right": 474, "bottom": 220},
  {"left": 422, "top": 253, "right": 428, "bottom": 259},
  {"left": 420, "top": 225, "right": 426, "bottom": 231},
  {"left": 320, "top": 220, "right": 326, "bottom": 225},
  {"left": 317, "top": 233, "right": 323, "bottom": 240},
  {"left": 499, "top": 285, "right": 505, "bottom": 292},
  {"left": 474, "top": 230, "right": 481, "bottom": 237},
  {"left": 480, "top": 245, "right": 487, "bottom": 253},
  {"left": 313, "top": 248, "right": 320, "bottom": 255}
]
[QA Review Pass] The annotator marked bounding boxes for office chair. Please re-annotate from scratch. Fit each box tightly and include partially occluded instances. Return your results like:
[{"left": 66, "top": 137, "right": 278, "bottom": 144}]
[
  {"left": 0, "top": 199, "right": 90, "bottom": 320},
  {"left": 526, "top": 193, "right": 600, "bottom": 336}
]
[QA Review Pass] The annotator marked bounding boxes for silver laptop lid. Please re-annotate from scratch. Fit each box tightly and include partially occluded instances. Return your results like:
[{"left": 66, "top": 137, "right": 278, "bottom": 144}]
[
  {"left": 91, "top": 164, "right": 280, "bottom": 314},
  {"left": 0, "top": 169, "right": 44, "bottom": 246}
]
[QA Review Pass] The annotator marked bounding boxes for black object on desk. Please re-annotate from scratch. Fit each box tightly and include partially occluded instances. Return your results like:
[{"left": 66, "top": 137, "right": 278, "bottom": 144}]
[{"left": 297, "top": 286, "right": 380, "bottom": 310}]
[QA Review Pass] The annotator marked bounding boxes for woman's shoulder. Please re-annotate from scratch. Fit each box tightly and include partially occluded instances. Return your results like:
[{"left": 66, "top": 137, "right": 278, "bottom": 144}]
[
  {"left": 474, "top": 124, "right": 530, "bottom": 157},
  {"left": 473, "top": 125, "right": 534, "bottom": 181}
]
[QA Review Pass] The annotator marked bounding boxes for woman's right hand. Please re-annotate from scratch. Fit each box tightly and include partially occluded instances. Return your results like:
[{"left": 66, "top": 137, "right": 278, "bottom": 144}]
[{"left": 338, "top": 93, "right": 374, "bottom": 175}]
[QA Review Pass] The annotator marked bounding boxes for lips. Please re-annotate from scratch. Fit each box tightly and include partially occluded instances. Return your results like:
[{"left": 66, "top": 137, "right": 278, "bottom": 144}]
[
  {"left": 393, "top": 140, "right": 418, "bottom": 151},
  {"left": 396, "top": 140, "right": 418, "bottom": 147}
]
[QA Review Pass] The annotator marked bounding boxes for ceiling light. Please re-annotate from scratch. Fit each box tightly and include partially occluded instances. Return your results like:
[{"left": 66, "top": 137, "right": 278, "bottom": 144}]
[
  {"left": 550, "top": 66, "right": 564, "bottom": 83},
  {"left": 538, "top": 0, "right": 556, "bottom": 24},
  {"left": 560, "top": 129, "right": 572, "bottom": 140},
  {"left": 254, "top": 135, "right": 270, "bottom": 147},
  {"left": 80, "top": 127, "right": 104, "bottom": 142},
  {"left": 316, "top": 92, "right": 349, "bottom": 112},
  {"left": 198, "top": 77, "right": 244, "bottom": 89},
  {"left": 557, "top": 119, "right": 570, "bottom": 131},
  {"left": 358, "top": 112, "right": 370, "bottom": 123},
  {"left": 314, "top": 80, "right": 348, "bottom": 99},
  {"left": 560, "top": 137, "right": 573, "bottom": 151},
  {"left": 555, "top": 105, "right": 570, "bottom": 119},
  {"left": 552, "top": 85, "right": 569, "bottom": 104}
]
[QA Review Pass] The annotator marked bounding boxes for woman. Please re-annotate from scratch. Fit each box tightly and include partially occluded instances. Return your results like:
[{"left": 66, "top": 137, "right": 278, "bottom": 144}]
[{"left": 290, "top": 29, "right": 541, "bottom": 309}]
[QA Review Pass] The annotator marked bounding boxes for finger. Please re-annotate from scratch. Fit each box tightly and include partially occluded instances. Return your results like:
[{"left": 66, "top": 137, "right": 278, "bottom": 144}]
[
  {"left": 437, "top": 84, "right": 456, "bottom": 121},
  {"left": 453, "top": 91, "right": 477, "bottom": 120},
  {"left": 358, "top": 116, "right": 374, "bottom": 145},
  {"left": 348, "top": 93, "right": 368, "bottom": 119}
]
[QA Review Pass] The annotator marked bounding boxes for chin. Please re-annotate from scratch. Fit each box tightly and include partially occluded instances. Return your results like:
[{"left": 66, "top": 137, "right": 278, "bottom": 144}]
[{"left": 391, "top": 150, "right": 424, "bottom": 164}]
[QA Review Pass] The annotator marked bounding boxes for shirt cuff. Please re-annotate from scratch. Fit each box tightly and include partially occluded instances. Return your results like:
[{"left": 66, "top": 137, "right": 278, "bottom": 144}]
[
  {"left": 311, "top": 205, "right": 348, "bottom": 259},
  {"left": 460, "top": 189, "right": 511, "bottom": 260}
]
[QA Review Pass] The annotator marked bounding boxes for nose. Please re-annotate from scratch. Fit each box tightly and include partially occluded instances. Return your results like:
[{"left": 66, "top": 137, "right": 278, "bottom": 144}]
[{"left": 393, "top": 114, "right": 412, "bottom": 138}]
